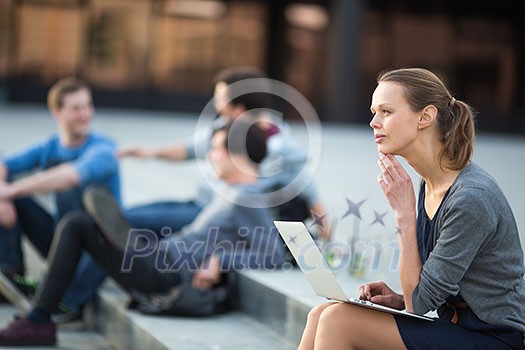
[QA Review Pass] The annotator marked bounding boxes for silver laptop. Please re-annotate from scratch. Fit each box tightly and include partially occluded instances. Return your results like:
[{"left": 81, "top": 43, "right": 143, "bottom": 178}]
[{"left": 274, "top": 221, "right": 434, "bottom": 321}]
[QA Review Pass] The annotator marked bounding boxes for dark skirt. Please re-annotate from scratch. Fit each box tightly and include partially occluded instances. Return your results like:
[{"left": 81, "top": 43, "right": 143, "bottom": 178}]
[{"left": 394, "top": 315, "right": 524, "bottom": 350}]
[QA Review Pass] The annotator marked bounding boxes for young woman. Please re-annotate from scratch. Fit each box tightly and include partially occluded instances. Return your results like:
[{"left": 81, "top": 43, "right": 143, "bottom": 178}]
[{"left": 298, "top": 68, "right": 525, "bottom": 349}]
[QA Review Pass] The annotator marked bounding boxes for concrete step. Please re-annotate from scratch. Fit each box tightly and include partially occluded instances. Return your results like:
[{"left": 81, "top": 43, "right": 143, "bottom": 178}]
[
  {"left": 21, "top": 236, "right": 297, "bottom": 349},
  {"left": 93, "top": 279, "right": 296, "bottom": 350},
  {"left": 235, "top": 269, "right": 322, "bottom": 345},
  {"left": 234, "top": 267, "right": 402, "bottom": 345},
  {"left": 88, "top": 264, "right": 402, "bottom": 349}
]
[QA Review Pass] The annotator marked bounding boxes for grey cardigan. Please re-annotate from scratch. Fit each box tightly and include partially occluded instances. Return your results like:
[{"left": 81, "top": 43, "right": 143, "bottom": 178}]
[{"left": 412, "top": 162, "right": 525, "bottom": 342}]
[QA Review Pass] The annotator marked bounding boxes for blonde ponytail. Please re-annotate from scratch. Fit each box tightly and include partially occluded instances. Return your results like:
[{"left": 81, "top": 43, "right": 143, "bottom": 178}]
[{"left": 440, "top": 99, "right": 475, "bottom": 170}]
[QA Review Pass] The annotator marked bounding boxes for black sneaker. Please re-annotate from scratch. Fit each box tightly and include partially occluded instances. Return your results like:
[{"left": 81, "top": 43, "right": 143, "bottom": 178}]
[
  {"left": 52, "top": 303, "right": 82, "bottom": 324},
  {"left": 82, "top": 185, "right": 131, "bottom": 252},
  {"left": 0, "top": 272, "right": 32, "bottom": 312},
  {"left": 0, "top": 268, "right": 25, "bottom": 304},
  {"left": 10, "top": 274, "right": 39, "bottom": 299}
]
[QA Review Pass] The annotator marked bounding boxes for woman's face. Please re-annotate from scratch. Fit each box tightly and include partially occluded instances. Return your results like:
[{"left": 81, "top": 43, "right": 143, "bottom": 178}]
[{"left": 369, "top": 81, "right": 420, "bottom": 156}]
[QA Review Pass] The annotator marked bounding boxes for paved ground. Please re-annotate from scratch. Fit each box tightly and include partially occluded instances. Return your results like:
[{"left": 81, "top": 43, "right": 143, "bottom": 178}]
[{"left": 0, "top": 103, "right": 524, "bottom": 347}]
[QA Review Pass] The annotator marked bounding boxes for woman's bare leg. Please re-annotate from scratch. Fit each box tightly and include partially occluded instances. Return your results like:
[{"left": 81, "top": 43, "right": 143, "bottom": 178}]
[
  {"left": 298, "top": 302, "right": 338, "bottom": 350},
  {"left": 314, "top": 302, "right": 406, "bottom": 350}
]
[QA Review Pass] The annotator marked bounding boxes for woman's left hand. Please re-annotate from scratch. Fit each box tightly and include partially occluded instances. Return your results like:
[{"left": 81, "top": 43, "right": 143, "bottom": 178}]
[
  {"left": 377, "top": 153, "right": 416, "bottom": 225},
  {"left": 358, "top": 281, "right": 405, "bottom": 310}
]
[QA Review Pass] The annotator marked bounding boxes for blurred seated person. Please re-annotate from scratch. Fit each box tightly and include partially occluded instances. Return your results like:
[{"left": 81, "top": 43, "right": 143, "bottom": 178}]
[
  {"left": 0, "top": 120, "right": 285, "bottom": 346},
  {"left": 119, "top": 66, "right": 330, "bottom": 241},
  {"left": 0, "top": 77, "right": 120, "bottom": 320}
]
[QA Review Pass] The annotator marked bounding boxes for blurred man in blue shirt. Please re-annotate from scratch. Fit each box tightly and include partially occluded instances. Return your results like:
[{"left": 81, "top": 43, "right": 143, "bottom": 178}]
[{"left": 0, "top": 77, "right": 121, "bottom": 319}]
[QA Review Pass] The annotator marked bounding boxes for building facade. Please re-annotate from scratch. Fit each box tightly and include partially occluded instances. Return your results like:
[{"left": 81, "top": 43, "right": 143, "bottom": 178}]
[{"left": 1, "top": 0, "right": 524, "bottom": 133}]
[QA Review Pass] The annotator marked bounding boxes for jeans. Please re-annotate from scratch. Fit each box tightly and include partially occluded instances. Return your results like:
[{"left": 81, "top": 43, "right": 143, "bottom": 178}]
[
  {"left": 0, "top": 195, "right": 106, "bottom": 312},
  {"left": 59, "top": 254, "right": 105, "bottom": 312},
  {"left": 124, "top": 200, "right": 203, "bottom": 235},
  {"left": 35, "top": 212, "right": 180, "bottom": 314},
  {"left": 0, "top": 198, "right": 54, "bottom": 271}
]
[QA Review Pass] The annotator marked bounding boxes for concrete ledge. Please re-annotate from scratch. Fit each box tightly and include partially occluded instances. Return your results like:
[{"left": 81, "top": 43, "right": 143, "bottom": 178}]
[
  {"left": 93, "top": 282, "right": 166, "bottom": 350},
  {"left": 92, "top": 268, "right": 348, "bottom": 348},
  {"left": 93, "top": 279, "right": 296, "bottom": 350},
  {"left": 234, "top": 268, "right": 402, "bottom": 344},
  {"left": 235, "top": 269, "right": 325, "bottom": 345}
]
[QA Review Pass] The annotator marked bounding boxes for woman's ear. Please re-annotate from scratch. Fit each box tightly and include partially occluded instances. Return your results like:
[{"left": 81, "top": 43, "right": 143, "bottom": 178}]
[{"left": 419, "top": 105, "right": 438, "bottom": 130}]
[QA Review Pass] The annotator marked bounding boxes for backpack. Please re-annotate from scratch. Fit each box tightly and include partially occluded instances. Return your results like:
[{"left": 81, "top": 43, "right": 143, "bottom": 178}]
[{"left": 128, "top": 273, "right": 235, "bottom": 317}]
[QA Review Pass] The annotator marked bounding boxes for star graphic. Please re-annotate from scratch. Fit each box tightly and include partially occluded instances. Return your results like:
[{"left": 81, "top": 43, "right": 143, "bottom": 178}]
[
  {"left": 309, "top": 211, "right": 327, "bottom": 229},
  {"left": 287, "top": 234, "right": 298, "bottom": 246},
  {"left": 394, "top": 226, "right": 403, "bottom": 235},
  {"left": 370, "top": 210, "right": 388, "bottom": 227},
  {"left": 341, "top": 197, "right": 366, "bottom": 220}
]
